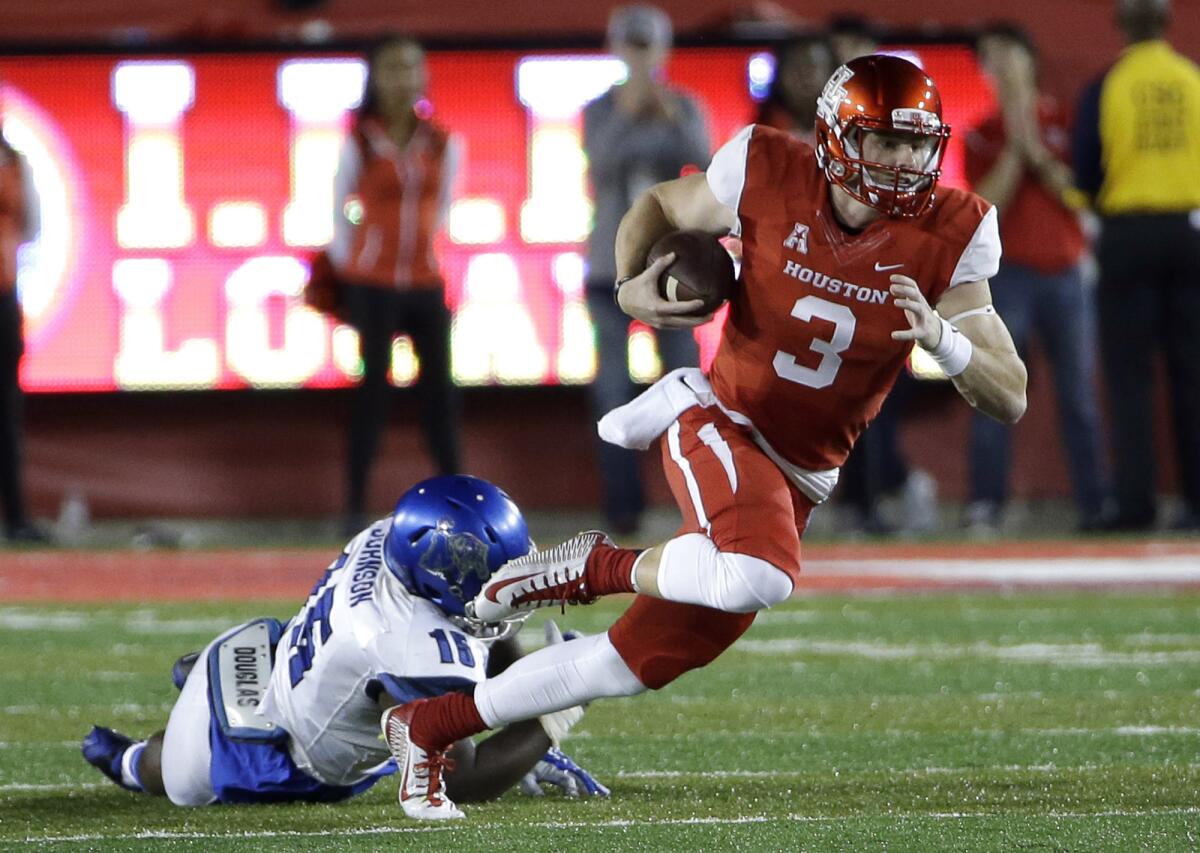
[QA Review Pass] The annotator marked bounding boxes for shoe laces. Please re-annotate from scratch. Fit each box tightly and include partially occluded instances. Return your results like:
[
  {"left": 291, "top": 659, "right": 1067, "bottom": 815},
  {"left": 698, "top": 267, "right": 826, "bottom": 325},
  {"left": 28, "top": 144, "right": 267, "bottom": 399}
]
[{"left": 412, "top": 750, "right": 457, "bottom": 805}]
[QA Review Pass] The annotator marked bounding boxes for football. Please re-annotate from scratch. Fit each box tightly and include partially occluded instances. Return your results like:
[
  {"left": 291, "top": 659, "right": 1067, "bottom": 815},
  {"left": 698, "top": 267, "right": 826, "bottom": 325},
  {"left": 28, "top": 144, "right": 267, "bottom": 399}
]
[{"left": 645, "top": 229, "right": 736, "bottom": 314}]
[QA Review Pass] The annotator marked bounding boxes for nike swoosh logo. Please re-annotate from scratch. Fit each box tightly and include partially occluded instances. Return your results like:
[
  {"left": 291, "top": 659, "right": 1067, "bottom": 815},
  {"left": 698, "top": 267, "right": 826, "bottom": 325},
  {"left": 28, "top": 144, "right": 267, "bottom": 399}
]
[
  {"left": 483, "top": 572, "right": 541, "bottom": 603},
  {"left": 874, "top": 262, "right": 904, "bottom": 272}
]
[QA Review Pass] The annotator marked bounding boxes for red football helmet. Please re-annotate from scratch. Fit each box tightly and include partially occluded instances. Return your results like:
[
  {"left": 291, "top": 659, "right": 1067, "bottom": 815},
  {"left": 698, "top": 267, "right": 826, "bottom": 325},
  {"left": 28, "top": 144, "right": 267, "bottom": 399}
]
[{"left": 815, "top": 54, "right": 951, "bottom": 218}]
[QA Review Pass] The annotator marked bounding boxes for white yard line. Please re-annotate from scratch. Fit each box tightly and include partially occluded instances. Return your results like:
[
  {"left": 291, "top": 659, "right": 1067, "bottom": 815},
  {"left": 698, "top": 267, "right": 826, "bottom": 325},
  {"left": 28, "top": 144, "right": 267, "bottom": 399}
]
[
  {"left": 616, "top": 763, "right": 1200, "bottom": 779},
  {"left": 23, "top": 807, "right": 1200, "bottom": 843},
  {"left": 3, "top": 703, "right": 172, "bottom": 716},
  {"left": 737, "top": 638, "right": 1200, "bottom": 666},
  {"left": 12, "top": 761, "right": 1198, "bottom": 794},
  {"left": 0, "top": 608, "right": 233, "bottom": 634},
  {"left": 805, "top": 557, "right": 1200, "bottom": 584}
]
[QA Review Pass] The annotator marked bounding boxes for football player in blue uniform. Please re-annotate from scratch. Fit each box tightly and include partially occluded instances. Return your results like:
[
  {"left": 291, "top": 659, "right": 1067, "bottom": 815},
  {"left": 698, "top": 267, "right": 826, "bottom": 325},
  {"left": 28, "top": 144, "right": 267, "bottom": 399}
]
[{"left": 82, "top": 475, "right": 606, "bottom": 819}]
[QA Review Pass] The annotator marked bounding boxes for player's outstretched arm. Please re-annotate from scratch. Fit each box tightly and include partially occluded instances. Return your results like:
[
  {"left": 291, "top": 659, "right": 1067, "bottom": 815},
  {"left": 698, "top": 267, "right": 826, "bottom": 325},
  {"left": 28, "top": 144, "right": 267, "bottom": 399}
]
[
  {"left": 891, "top": 276, "right": 1027, "bottom": 424},
  {"left": 613, "top": 173, "right": 736, "bottom": 329}
]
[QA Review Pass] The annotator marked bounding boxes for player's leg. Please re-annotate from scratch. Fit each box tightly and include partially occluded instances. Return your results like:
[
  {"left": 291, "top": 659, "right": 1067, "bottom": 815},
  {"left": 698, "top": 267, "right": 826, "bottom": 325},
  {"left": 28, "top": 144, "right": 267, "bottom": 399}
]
[
  {"left": 473, "top": 406, "right": 805, "bottom": 619},
  {"left": 402, "top": 407, "right": 808, "bottom": 745},
  {"left": 625, "top": 406, "right": 803, "bottom": 610},
  {"left": 82, "top": 648, "right": 200, "bottom": 796},
  {"left": 81, "top": 725, "right": 165, "bottom": 795},
  {"left": 158, "top": 636, "right": 220, "bottom": 805}
]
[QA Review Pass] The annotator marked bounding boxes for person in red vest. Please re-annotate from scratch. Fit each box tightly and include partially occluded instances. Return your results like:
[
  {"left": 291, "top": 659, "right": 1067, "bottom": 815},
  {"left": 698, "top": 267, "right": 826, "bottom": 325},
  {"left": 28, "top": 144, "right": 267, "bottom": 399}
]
[
  {"left": 964, "top": 23, "right": 1108, "bottom": 534},
  {"left": 329, "top": 37, "right": 462, "bottom": 534},
  {"left": 0, "top": 126, "right": 46, "bottom": 545}
]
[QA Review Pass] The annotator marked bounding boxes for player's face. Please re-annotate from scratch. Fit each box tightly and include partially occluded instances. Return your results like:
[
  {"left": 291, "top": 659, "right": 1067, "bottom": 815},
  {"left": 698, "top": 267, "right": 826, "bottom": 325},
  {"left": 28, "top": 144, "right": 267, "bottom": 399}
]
[
  {"left": 372, "top": 41, "right": 427, "bottom": 112},
  {"left": 859, "top": 129, "right": 939, "bottom": 189}
]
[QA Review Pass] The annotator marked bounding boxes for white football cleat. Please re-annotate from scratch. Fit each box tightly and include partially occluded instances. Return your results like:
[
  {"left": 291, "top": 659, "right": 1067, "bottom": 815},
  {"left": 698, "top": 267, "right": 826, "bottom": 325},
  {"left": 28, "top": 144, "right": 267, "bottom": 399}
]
[
  {"left": 381, "top": 704, "right": 465, "bottom": 821},
  {"left": 470, "top": 531, "right": 612, "bottom": 623}
]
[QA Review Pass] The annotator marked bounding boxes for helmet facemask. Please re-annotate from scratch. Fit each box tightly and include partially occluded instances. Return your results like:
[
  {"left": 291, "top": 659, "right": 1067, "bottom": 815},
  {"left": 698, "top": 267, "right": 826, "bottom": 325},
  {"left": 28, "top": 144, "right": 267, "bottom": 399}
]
[{"left": 820, "top": 120, "right": 949, "bottom": 218}]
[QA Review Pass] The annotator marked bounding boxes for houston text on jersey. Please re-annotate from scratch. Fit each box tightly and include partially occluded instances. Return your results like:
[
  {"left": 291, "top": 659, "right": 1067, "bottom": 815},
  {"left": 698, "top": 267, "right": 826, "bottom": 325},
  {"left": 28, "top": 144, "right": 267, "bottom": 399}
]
[{"left": 780, "top": 259, "right": 890, "bottom": 305}]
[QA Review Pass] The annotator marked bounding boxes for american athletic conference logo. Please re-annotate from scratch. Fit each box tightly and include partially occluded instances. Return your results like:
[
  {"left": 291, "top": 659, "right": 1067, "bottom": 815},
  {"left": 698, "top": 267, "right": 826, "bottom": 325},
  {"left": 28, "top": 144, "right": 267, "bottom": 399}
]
[{"left": 783, "top": 222, "right": 809, "bottom": 254}]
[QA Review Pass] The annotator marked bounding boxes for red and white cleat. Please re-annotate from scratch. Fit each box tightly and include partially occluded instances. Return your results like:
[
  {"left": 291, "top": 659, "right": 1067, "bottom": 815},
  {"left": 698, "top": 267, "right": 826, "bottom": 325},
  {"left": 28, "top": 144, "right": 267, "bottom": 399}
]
[
  {"left": 469, "top": 531, "right": 613, "bottom": 623},
  {"left": 381, "top": 703, "right": 464, "bottom": 821}
]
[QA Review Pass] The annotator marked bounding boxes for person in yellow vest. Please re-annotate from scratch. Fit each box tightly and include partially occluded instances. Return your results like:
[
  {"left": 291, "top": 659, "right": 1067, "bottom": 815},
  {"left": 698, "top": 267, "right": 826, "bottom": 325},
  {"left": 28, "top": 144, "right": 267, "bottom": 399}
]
[
  {"left": 1073, "top": 0, "right": 1200, "bottom": 531},
  {"left": 330, "top": 37, "right": 463, "bottom": 534},
  {"left": 0, "top": 127, "right": 46, "bottom": 545}
]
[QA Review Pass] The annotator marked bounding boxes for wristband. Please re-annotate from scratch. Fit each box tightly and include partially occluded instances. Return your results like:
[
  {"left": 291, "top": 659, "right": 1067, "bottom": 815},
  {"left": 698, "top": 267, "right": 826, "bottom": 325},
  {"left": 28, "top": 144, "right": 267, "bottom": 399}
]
[
  {"left": 613, "top": 276, "right": 635, "bottom": 307},
  {"left": 925, "top": 315, "right": 973, "bottom": 377}
]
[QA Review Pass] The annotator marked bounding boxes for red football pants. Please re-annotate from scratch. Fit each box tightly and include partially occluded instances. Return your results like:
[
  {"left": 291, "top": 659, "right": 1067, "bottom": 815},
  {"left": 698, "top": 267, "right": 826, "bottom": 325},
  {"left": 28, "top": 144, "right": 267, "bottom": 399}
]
[{"left": 608, "top": 405, "right": 815, "bottom": 689}]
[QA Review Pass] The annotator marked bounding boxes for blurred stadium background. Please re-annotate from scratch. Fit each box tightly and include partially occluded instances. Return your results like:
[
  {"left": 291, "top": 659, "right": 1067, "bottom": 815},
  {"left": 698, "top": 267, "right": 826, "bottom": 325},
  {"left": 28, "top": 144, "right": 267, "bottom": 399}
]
[{"left": 1, "top": 0, "right": 1198, "bottom": 848}]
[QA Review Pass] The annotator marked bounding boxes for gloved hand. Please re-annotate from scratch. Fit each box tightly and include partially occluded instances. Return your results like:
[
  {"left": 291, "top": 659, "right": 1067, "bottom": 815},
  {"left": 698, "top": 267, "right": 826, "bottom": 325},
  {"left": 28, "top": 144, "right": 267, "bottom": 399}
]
[
  {"left": 536, "top": 621, "right": 587, "bottom": 744},
  {"left": 518, "top": 747, "right": 610, "bottom": 798}
]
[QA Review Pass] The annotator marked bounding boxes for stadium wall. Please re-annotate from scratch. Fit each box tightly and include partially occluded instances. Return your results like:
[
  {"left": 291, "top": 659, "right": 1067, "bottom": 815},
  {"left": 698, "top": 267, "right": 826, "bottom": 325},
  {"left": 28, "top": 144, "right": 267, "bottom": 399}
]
[{"left": 23, "top": 349, "right": 1182, "bottom": 517}]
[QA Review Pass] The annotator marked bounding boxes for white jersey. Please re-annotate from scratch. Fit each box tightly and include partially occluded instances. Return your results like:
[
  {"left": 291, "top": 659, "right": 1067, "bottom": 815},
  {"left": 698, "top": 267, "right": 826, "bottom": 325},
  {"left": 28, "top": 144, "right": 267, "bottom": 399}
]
[{"left": 259, "top": 519, "right": 489, "bottom": 787}]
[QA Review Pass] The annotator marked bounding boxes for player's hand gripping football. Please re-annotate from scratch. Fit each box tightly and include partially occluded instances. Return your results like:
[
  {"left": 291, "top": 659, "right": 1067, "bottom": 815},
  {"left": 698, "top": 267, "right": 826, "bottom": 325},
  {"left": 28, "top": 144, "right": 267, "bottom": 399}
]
[
  {"left": 889, "top": 274, "right": 943, "bottom": 351},
  {"left": 617, "top": 253, "right": 715, "bottom": 329}
]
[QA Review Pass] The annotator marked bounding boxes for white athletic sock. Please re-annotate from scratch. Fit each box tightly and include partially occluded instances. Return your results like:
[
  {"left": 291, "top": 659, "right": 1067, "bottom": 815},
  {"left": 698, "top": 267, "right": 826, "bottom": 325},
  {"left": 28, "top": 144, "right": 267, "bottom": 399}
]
[
  {"left": 656, "top": 533, "right": 794, "bottom": 613},
  {"left": 474, "top": 633, "right": 644, "bottom": 728},
  {"left": 120, "top": 741, "right": 147, "bottom": 791}
]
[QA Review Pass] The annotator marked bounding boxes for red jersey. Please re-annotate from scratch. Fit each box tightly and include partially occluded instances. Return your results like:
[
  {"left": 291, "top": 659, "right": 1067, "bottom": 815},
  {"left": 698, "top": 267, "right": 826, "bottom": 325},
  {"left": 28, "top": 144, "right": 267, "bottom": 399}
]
[
  {"left": 964, "top": 95, "right": 1084, "bottom": 274},
  {"left": 330, "top": 116, "right": 460, "bottom": 290},
  {"left": 705, "top": 125, "right": 999, "bottom": 471}
]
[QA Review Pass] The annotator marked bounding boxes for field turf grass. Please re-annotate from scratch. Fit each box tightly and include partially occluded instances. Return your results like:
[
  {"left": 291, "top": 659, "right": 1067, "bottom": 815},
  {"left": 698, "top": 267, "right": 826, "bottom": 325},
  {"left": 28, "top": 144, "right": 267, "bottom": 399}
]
[{"left": 2, "top": 592, "right": 1198, "bottom": 850}]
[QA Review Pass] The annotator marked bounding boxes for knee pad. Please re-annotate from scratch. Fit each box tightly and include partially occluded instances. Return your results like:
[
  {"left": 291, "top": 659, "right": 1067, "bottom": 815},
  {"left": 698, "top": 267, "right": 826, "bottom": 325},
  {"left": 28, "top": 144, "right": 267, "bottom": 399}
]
[{"left": 657, "top": 533, "right": 794, "bottom": 613}]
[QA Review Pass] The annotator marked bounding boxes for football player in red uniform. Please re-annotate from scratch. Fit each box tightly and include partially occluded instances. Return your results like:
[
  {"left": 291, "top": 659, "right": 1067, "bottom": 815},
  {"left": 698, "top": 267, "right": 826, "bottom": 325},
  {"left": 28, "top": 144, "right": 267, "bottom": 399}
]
[{"left": 382, "top": 54, "right": 1028, "bottom": 819}]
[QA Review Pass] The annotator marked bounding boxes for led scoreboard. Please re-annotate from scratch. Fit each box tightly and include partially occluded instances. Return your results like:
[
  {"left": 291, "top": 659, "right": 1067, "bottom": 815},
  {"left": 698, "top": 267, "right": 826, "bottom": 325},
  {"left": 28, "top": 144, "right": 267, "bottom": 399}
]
[{"left": 1, "top": 43, "right": 993, "bottom": 392}]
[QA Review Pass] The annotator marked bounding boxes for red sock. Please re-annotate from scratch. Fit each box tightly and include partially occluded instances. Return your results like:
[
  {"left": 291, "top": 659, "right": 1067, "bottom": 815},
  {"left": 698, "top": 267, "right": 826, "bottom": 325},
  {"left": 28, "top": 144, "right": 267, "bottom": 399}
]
[
  {"left": 409, "top": 692, "right": 487, "bottom": 751},
  {"left": 585, "top": 544, "right": 640, "bottom": 596}
]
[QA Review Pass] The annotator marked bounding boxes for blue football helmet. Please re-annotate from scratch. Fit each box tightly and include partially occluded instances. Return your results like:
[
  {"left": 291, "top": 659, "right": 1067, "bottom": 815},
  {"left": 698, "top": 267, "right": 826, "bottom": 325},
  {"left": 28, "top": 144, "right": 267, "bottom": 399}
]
[{"left": 384, "top": 475, "right": 531, "bottom": 620}]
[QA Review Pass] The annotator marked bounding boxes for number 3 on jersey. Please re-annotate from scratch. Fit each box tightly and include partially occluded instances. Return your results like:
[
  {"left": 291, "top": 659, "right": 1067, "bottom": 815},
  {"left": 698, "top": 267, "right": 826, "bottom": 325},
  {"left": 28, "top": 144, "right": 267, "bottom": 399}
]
[{"left": 772, "top": 295, "right": 856, "bottom": 389}]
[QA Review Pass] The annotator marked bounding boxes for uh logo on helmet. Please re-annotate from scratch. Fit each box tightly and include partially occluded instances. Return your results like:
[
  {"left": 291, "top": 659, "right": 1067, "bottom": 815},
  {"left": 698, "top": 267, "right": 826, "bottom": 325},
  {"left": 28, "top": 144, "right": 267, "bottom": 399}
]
[
  {"left": 815, "top": 54, "right": 952, "bottom": 218},
  {"left": 383, "top": 475, "right": 532, "bottom": 618}
]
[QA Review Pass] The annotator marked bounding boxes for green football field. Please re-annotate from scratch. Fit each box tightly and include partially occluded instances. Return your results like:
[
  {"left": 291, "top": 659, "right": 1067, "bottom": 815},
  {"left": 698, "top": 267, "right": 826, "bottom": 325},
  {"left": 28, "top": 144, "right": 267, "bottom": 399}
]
[{"left": 2, "top": 592, "right": 1198, "bottom": 851}]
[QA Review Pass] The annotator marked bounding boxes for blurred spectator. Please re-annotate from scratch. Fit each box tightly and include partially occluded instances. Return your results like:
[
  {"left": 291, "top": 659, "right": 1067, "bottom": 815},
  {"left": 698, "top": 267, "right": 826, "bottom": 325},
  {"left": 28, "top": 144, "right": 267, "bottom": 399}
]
[
  {"left": 828, "top": 15, "right": 881, "bottom": 65},
  {"left": 964, "top": 24, "right": 1108, "bottom": 535},
  {"left": 584, "top": 5, "right": 710, "bottom": 535},
  {"left": 330, "top": 37, "right": 462, "bottom": 533},
  {"left": 754, "top": 34, "right": 837, "bottom": 143},
  {"left": 0, "top": 122, "right": 47, "bottom": 545},
  {"left": 1074, "top": 0, "right": 1200, "bottom": 531}
]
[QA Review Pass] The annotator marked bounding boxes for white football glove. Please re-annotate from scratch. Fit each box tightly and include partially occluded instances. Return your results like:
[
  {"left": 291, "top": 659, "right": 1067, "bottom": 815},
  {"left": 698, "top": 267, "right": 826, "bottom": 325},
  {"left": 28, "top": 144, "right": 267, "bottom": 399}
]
[{"left": 535, "top": 620, "right": 586, "bottom": 745}]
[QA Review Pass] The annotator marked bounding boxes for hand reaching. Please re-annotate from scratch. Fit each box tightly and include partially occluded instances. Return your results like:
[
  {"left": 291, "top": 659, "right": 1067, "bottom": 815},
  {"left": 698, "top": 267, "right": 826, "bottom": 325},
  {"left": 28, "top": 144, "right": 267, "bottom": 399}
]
[{"left": 889, "top": 275, "right": 942, "bottom": 351}]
